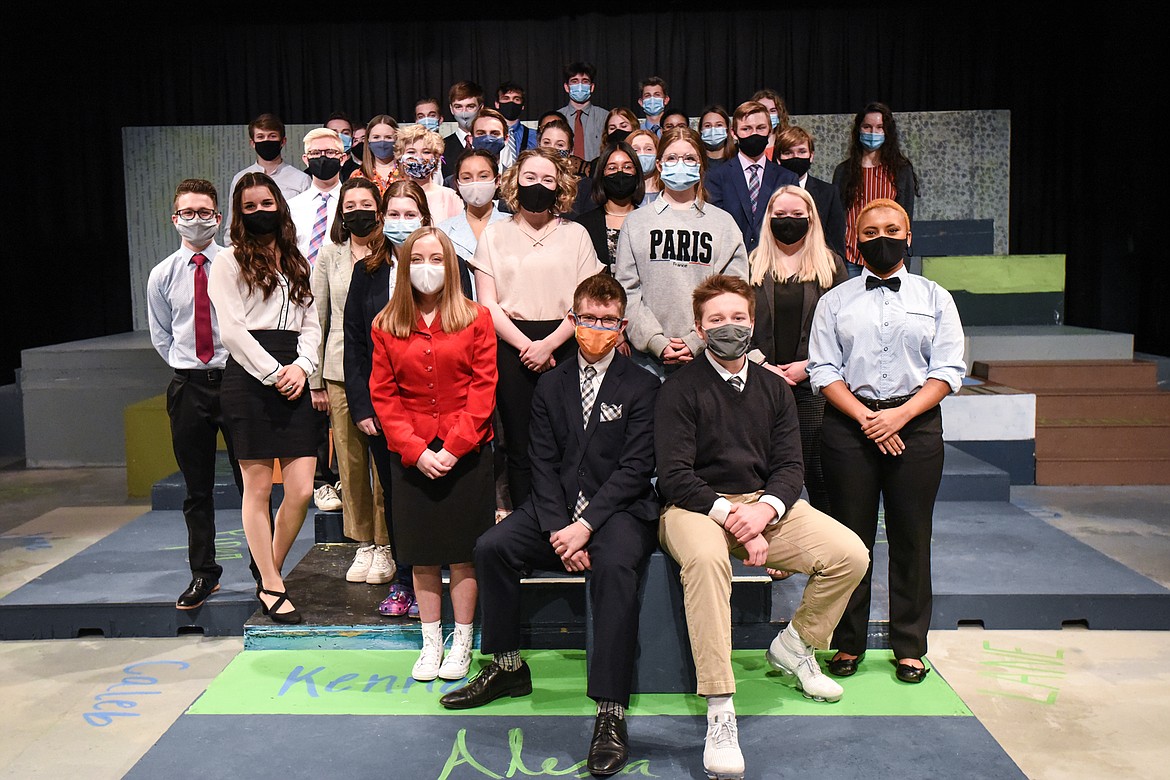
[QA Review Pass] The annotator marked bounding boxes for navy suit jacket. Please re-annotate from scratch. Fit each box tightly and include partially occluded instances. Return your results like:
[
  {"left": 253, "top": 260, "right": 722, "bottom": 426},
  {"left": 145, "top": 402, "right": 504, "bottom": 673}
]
[
  {"left": 526, "top": 352, "right": 660, "bottom": 533},
  {"left": 706, "top": 155, "right": 798, "bottom": 254},
  {"left": 805, "top": 174, "right": 847, "bottom": 260}
]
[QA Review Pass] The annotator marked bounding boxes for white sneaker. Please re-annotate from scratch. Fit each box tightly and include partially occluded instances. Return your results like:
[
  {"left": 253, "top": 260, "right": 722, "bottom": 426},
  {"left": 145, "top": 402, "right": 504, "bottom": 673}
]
[
  {"left": 412, "top": 631, "right": 444, "bottom": 681},
  {"left": 345, "top": 544, "right": 375, "bottom": 582},
  {"left": 438, "top": 630, "right": 474, "bottom": 680},
  {"left": 314, "top": 483, "right": 342, "bottom": 511},
  {"left": 703, "top": 713, "right": 745, "bottom": 779},
  {"left": 766, "top": 628, "right": 844, "bottom": 703},
  {"left": 366, "top": 545, "right": 396, "bottom": 584}
]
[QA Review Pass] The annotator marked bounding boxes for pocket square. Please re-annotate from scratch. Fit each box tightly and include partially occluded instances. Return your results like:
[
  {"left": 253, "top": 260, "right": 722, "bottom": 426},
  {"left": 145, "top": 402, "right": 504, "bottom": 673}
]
[{"left": 599, "top": 402, "right": 623, "bottom": 422}]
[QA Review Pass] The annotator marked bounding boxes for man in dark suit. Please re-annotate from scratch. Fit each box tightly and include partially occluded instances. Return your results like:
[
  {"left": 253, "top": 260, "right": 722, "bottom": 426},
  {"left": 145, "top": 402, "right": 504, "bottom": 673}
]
[
  {"left": 775, "top": 125, "right": 848, "bottom": 259},
  {"left": 705, "top": 100, "right": 799, "bottom": 254},
  {"left": 440, "top": 273, "right": 661, "bottom": 778},
  {"left": 441, "top": 80, "right": 483, "bottom": 179}
]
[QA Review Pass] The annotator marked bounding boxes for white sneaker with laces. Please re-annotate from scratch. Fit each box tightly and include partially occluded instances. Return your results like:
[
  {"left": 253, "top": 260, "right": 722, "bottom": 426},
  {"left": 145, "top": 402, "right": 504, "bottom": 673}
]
[
  {"left": 314, "top": 483, "right": 343, "bottom": 511},
  {"left": 366, "top": 545, "right": 396, "bottom": 584},
  {"left": 412, "top": 630, "right": 444, "bottom": 681},
  {"left": 766, "top": 627, "right": 844, "bottom": 703},
  {"left": 438, "top": 630, "right": 474, "bottom": 680},
  {"left": 703, "top": 712, "right": 745, "bottom": 779},
  {"left": 345, "top": 544, "right": 375, "bottom": 582}
]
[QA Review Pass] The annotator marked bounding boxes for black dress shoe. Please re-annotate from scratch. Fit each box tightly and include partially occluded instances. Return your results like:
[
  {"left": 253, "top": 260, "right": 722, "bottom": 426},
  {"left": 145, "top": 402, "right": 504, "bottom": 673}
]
[
  {"left": 587, "top": 712, "right": 629, "bottom": 777},
  {"left": 895, "top": 662, "right": 930, "bottom": 684},
  {"left": 439, "top": 661, "right": 532, "bottom": 709},
  {"left": 827, "top": 652, "right": 863, "bottom": 677},
  {"left": 176, "top": 577, "right": 220, "bottom": 610}
]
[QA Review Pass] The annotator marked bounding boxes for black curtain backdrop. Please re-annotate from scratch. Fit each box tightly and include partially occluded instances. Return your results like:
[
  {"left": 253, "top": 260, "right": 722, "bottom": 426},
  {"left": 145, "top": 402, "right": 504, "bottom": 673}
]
[{"left": 3, "top": 4, "right": 1163, "bottom": 385}]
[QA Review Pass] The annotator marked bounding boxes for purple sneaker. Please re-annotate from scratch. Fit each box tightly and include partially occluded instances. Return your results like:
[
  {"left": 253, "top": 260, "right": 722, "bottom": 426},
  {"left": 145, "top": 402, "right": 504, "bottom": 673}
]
[{"left": 378, "top": 584, "right": 416, "bottom": 617}]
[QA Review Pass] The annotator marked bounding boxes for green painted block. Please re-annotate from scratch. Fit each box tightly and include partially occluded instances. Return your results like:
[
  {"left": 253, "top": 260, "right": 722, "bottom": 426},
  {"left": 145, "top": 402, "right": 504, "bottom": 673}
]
[
  {"left": 189, "top": 649, "right": 972, "bottom": 718},
  {"left": 922, "top": 255, "right": 1065, "bottom": 295},
  {"left": 123, "top": 393, "right": 226, "bottom": 497}
]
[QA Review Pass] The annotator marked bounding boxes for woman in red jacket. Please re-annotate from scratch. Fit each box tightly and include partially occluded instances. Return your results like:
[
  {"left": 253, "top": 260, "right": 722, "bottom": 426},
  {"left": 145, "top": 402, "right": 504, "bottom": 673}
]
[{"left": 369, "top": 227, "right": 498, "bottom": 683}]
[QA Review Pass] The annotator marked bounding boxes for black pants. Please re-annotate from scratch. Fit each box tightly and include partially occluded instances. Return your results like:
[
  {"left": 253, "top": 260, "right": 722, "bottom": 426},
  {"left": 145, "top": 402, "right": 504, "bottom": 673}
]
[
  {"left": 792, "top": 382, "right": 831, "bottom": 513},
  {"left": 366, "top": 431, "right": 412, "bottom": 588},
  {"left": 166, "top": 370, "right": 243, "bottom": 580},
  {"left": 495, "top": 320, "right": 576, "bottom": 506},
  {"left": 820, "top": 403, "right": 943, "bottom": 659},
  {"left": 475, "top": 503, "right": 657, "bottom": 707}
]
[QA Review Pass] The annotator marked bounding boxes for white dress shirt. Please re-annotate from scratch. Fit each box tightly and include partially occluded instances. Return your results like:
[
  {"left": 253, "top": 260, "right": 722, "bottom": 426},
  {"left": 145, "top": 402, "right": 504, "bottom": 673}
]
[
  {"left": 288, "top": 182, "right": 342, "bottom": 261},
  {"left": 146, "top": 242, "right": 230, "bottom": 369}
]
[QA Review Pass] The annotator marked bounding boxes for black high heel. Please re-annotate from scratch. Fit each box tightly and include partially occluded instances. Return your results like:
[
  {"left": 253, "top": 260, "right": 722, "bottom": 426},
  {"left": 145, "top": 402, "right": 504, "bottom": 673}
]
[{"left": 258, "top": 588, "right": 302, "bottom": 625}]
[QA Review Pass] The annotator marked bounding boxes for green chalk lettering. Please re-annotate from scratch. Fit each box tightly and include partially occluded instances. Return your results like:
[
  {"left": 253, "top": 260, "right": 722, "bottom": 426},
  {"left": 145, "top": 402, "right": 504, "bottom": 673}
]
[
  {"left": 437, "top": 729, "right": 504, "bottom": 780},
  {"left": 622, "top": 762, "right": 658, "bottom": 776},
  {"left": 978, "top": 687, "right": 1059, "bottom": 705},
  {"left": 279, "top": 665, "right": 325, "bottom": 698}
]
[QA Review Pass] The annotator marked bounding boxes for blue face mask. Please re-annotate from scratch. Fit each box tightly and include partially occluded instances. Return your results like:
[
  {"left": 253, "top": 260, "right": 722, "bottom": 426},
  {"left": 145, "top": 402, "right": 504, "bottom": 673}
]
[
  {"left": 700, "top": 127, "right": 728, "bottom": 150},
  {"left": 769, "top": 113, "right": 781, "bottom": 129},
  {"left": 383, "top": 217, "right": 422, "bottom": 245},
  {"left": 472, "top": 135, "right": 506, "bottom": 156},
  {"left": 637, "top": 153, "right": 657, "bottom": 175},
  {"left": 369, "top": 140, "right": 395, "bottom": 161},
  {"left": 417, "top": 116, "right": 440, "bottom": 132},
  {"left": 660, "top": 161, "right": 701, "bottom": 191},
  {"left": 339, "top": 134, "right": 353, "bottom": 152},
  {"left": 568, "top": 83, "right": 592, "bottom": 103},
  {"left": 859, "top": 131, "right": 885, "bottom": 151},
  {"left": 641, "top": 96, "right": 665, "bottom": 116}
]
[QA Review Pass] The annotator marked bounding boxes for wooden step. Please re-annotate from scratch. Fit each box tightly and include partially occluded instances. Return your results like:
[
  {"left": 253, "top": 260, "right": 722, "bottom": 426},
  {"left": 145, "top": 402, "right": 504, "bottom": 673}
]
[
  {"left": 1036, "top": 458, "right": 1170, "bottom": 486},
  {"left": 1035, "top": 391, "right": 1170, "bottom": 424},
  {"left": 1035, "top": 424, "right": 1170, "bottom": 459},
  {"left": 972, "top": 359, "right": 1158, "bottom": 391}
]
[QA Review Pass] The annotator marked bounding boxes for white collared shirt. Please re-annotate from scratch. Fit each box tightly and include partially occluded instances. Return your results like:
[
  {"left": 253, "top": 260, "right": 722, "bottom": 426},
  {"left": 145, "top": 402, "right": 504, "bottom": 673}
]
[
  {"left": 147, "top": 242, "right": 231, "bottom": 370},
  {"left": 289, "top": 181, "right": 343, "bottom": 262}
]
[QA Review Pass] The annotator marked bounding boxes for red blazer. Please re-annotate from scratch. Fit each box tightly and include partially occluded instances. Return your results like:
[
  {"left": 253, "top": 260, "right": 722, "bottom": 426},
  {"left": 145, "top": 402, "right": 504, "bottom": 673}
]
[{"left": 369, "top": 304, "right": 497, "bottom": 467}]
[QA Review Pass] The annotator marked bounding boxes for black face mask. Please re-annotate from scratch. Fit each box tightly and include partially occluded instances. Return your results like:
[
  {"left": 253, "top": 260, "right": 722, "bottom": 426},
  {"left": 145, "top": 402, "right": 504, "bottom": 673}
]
[
  {"left": 770, "top": 216, "right": 810, "bottom": 246},
  {"left": 607, "top": 128, "right": 631, "bottom": 145},
  {"left": 342, "top": 209, "right": 380, "bottom": 238},
  {"left": 779, "top": 156, "right": 812, "bottom": 177},
  {"left": 307, "top": 156, "right": 342, "bottom": 181},
  {"left": 601, "top": 172, "right": 638, "bottom": 201},
  {"left": 497, "top": 101, "right": 524, "bottom": 122},
  {"left": 517, "top": 182, "right": 558, "bottom": 213},
  {"left": 241, "top": 209, "right": 281, "bottom": 236},
  {"left": 858, "top": 236, "right": 907, "bottom": 273},
  {"left": 254, "top": 139, "right": 283, "bottom": 162},
  {"left": 736, "top": 132, "right": 769, "bottom": 159}
]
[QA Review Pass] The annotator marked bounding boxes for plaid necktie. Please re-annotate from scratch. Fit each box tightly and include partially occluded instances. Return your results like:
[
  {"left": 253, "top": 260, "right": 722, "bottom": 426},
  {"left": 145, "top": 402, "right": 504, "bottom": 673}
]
[
  {"left": 308, "top": 192, "right": 330, "bottom": 265},
  {"left": 581, "top": 364, "right": 597, "bottom": 427},
  {"left": 747, "top": 164, "right": 761, "bottom": 215}
]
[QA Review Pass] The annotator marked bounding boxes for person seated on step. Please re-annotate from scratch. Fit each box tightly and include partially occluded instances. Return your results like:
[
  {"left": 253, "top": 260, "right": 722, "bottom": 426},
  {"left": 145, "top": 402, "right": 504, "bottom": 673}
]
[
  {"left": 440, "top": 273, "right": 661, "bottom": 778},
  {"left": 809, "top": 197, "right": 965, "bottom": 685},
  {"left": 654, "top": 273, "right": 868, "bottom": 780}
]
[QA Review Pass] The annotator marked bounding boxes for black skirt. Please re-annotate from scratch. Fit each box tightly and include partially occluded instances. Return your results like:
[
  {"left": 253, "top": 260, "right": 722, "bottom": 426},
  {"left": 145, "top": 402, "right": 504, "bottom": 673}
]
[
  {"left": 221, "top": 329, "right": 319, "bottom": 460},
  {"left": 389, "top": 438, "right": 494, "bottom": 566}
]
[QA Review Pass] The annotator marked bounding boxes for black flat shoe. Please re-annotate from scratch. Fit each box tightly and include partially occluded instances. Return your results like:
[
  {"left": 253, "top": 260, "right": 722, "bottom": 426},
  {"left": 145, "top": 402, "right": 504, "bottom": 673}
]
[
  {"left": 176, "top": 577, "right": 220, "bottom": 610},
  {"left": 587, "top": 712, "right": 629, "bottom": 776},
  {"left": 895, "top": 662, "right": 930, "bottom": 684},
  {"left": 439, "top": 661, "right": 532, "bottom": 709},
  {"left": 827, "top": 652, "right": 864, "bottom": 677},
  {"left": 258, "top": 588, "right": 302, "bottom": 624}
]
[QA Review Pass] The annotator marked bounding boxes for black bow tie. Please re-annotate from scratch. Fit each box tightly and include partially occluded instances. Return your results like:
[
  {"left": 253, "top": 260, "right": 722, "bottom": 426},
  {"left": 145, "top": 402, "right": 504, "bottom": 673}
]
[{"left": 866, "top": 276, "right": 901, "bottom": 292}]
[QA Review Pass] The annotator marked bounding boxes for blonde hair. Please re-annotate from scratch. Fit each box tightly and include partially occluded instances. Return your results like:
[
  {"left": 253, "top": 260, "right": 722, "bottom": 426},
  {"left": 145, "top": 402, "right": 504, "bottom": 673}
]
[
  {"left": 857, "top": 197, "right": 910, "bottom": 231},
  {"left": 499, "top": 148, "right": 578, "bottom": 215},
  {"left": 373, "top": 228, "right": 479, "bottom": 338},
  {"left": 749, "top": 185, "right": 837, "bottom": 289},
  {"left": 395, "top": 124, "right": 444, "bottom": 160},
  {"left": 302, "top": 127, "right": 343, "bottom": 154}
]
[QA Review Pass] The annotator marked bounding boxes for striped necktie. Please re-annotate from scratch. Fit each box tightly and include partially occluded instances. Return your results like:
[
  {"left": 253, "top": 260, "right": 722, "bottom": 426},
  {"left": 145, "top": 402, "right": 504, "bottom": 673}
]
[
  {"left": 728, "top": 375, "right": 744, "bottom": 392},
  {"left": 308, "top": 192, "right": 330, "bottom": 265},
  {"left": 581, "top": 364, "right": 597, "bottom": 427},
  {"left": 747, "top": 164, "right": 761, "bottom": 215}
]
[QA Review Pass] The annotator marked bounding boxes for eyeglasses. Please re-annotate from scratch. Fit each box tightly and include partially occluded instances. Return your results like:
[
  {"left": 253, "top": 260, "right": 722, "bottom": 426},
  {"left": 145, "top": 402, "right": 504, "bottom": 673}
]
[
  {"left": 306, "top": 150, "right": 345, "bottom": 159},
  {"left": 661, "top": 154, "right": 700, "bottom": 167},
  {"left": 604, "top": 163, "right": 637, "bottom": 174},
  {"left": 573, "top": 312, "right": 624, "bottom": 330},
  {"left": 174, "top": 209, "right": 217, "bottom": 220}
]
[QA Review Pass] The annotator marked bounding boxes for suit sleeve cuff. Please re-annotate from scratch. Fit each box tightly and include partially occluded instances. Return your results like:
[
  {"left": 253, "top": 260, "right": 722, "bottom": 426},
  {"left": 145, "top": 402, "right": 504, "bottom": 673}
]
[
  {"left": 709, "top": 497, "right": 732, "bottom": 525},
  {"left": 759, "top": 495, "right": 786, "bottom": 525}
]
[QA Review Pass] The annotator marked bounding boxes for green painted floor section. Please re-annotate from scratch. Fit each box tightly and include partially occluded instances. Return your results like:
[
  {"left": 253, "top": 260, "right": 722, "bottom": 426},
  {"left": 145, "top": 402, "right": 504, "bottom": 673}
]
[{"left": 189, "top": 649, "right": 971, "bottom": 718}]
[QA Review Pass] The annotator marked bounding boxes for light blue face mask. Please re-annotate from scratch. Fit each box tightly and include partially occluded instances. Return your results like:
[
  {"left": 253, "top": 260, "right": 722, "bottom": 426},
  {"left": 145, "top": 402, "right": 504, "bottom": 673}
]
[
  {"left": 637, "top": 153, "right": 657, "bottom": 175},
  {"left": 339, "top": 134, "right": 353, "bottom": 152},
  {"left": 641, "top": 96, "right": 665, "bottom": 116},
  {"left": 700, "top": 127, "right": 728, "bottom": 149},
  {"left": 859, "top": 131, "right": 886, "bottom": 151},
  {"left": 383, "top": 217, "right": 422, "bottom": 245},
  {"left": 417, "top": 116, "right": 441, "bottom": 132},
  {"left": 659, "top": 161, "right": 701, "bottom": 191},
  {"left": 769, "top": 113, "right": 781, "bottom": 129},
  {"left": 568, "top": 83, "right": 592, "bottom": 103}
]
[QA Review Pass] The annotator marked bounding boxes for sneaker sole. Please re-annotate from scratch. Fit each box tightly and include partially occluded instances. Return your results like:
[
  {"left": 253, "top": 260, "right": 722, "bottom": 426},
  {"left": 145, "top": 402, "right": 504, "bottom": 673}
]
[
  {"left": 365, "top": 571, "right": 394, "bottom": 584},
  {"left": 175, "top": 583, "right": 220, "bottom": 610},
  {"left": 346, "top": 572, "right": 371, "bottom": 583},
  {"left": 704, "top": 768, "right": 745, "bottom": 780},
  {"left": 411, "top": 669, "right": 440, "bottom": 682},
  {"left": 766, "top": 649, "right": 842, "bottom": 703},
  {"left": 438, "top": 666, "right": 472, "bottom": 681}
]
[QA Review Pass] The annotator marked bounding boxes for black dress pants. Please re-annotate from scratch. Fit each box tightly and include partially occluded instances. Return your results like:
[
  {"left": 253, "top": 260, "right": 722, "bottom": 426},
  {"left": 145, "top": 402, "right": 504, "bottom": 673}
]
[
  {"left": 166, "top": 370, "right": 243, "bottom": 581},
  {"left": 475, "top": 503, "right": 658, "bottom": 707},
  {"left": 821, "top": 403, "right": 943, "bottom": 660}
]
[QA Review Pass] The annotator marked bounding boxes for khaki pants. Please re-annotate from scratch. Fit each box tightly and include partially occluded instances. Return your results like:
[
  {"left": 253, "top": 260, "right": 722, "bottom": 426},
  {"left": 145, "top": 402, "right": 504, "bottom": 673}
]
[
  {"left": 326, "top": 380, "right": 388, "bottom": 547},
  {"left": 658, "top": 494, "right": 868, "bottom": 696}
]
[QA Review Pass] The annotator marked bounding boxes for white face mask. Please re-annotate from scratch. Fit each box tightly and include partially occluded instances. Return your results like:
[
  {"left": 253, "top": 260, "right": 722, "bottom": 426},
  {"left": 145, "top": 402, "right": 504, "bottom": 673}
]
[
  {"left": 458, "top": 180, "right": 497, "bottom": 208},
  {"left": 409, "top": 263, "right": 446, "bottom": 295}
]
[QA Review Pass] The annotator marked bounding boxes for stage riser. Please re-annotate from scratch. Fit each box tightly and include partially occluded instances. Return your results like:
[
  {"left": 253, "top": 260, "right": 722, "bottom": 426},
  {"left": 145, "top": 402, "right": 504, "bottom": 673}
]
[
  {"left": 974, "top": 360, "right": 1158, "bottom": 391},
  {"left": 1036, "top": 426, "right": 1170, "bottom": 459},
  {"left": 1036, "top": 393, "right": 1170, "bottom": 424},
  {"left": 964, "top": 326, "right": 1133, "bottom": 365},
  {"left": 1036, "top": 460, "right": 1170, "bottom": 486}
]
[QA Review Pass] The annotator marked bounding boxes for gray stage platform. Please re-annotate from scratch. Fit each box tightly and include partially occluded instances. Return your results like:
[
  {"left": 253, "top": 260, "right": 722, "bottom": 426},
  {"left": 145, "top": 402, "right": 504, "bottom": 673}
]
[{"left": 0, "top": 509, "right": 313, "bottom": 640}]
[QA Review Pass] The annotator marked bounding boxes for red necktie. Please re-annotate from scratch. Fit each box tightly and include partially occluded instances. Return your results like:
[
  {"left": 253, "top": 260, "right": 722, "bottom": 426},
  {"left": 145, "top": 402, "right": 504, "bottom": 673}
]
[
  {"left": 192, "top": 253, "right": 214, "bottom": 364},
  {"left": 573, "top": 110, "right": 586, "bottom": 159},
  {"left": 465, "top": 133, "right": 473, "bottom": 150}
]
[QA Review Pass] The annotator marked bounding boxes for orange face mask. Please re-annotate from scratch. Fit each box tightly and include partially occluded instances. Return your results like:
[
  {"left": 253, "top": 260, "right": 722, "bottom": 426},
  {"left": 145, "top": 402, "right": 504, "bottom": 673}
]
[{"left": 575, "top": 324, "right": 619, "bottom": 360}]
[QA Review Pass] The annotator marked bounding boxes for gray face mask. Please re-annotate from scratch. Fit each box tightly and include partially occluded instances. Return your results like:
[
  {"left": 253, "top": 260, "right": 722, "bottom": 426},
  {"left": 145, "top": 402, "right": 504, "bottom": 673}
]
[
  {"left": 704, "top": 323, "right": 752, "bottom": 360},
  {"left": 175, "top": 217, "right": 218, "bottom": 245}
]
